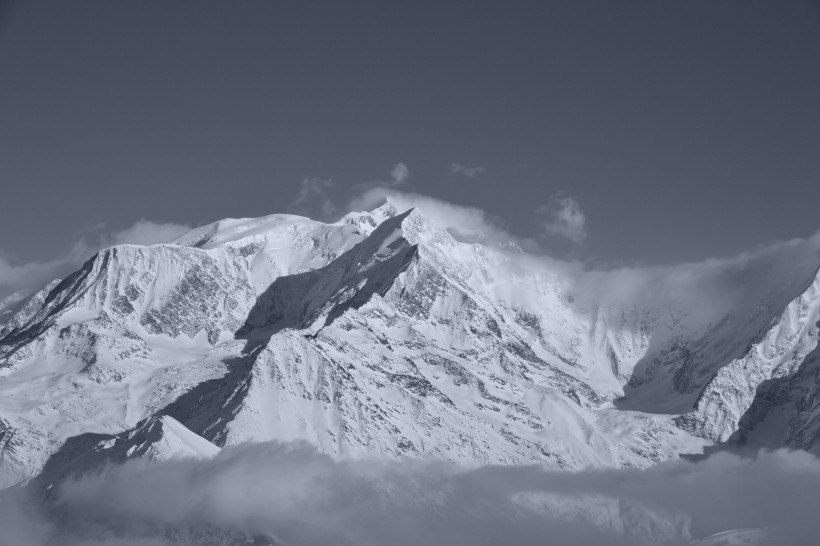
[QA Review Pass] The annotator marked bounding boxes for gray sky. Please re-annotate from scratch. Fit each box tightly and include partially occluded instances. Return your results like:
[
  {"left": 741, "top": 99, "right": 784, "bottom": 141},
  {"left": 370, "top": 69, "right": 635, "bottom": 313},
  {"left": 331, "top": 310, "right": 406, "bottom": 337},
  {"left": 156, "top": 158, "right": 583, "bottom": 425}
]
[{"left": 1, "top": 1, "right": 819, "bottom": 275}]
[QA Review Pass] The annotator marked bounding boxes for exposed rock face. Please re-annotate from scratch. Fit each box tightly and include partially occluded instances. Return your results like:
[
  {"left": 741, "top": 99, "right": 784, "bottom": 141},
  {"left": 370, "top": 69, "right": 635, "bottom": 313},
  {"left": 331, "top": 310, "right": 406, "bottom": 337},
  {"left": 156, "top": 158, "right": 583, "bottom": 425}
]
[
  {"left": 676, "top": 272, "right": 820, "bottom": 443},
  {"left": 1, "top": 202, "right": 820, "bottom": 494}
]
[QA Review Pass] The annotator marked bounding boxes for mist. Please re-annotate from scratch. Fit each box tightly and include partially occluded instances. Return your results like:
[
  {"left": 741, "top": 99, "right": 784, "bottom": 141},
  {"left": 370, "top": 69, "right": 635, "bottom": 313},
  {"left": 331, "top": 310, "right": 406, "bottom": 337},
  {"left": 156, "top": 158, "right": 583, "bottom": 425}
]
[
  {"left": 0, "top": 441, "right": 815, "bottom": 545},
  {"left": 345, "top": 189, "right": 820, "bottom": 332},
  {"left": 0, "top": 220, "right": 191, "bottom": 301}
]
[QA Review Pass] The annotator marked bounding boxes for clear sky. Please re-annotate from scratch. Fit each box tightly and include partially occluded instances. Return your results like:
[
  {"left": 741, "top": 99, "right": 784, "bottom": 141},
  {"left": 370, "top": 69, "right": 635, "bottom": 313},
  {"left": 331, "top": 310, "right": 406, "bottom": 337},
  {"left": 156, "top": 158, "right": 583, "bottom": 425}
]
[{"left": 1, "top": 1, "right": 819, "bottom": 282}]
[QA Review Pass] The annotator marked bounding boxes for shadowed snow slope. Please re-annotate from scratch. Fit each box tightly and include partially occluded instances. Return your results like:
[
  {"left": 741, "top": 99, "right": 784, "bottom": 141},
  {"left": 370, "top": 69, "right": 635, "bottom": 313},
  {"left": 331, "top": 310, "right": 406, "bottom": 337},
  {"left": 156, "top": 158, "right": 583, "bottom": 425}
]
[{"left": 0, "top": 202, "right": 819, "bottom": 493}]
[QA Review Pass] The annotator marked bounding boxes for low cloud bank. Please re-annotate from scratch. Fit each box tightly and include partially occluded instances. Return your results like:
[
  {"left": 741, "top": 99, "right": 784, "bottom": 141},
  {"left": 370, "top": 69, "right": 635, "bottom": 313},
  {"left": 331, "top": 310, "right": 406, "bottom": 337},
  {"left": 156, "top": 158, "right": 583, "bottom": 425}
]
[{"left": 1, "top": 443, "right": 817, "bottom": 545}]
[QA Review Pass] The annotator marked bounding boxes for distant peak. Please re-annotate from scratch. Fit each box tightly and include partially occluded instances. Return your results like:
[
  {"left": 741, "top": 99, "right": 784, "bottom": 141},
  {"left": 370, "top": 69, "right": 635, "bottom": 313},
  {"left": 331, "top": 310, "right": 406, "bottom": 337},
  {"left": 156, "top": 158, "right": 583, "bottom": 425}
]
[
  {"left": 339, "top": 199, "right": 415, "bottom": 236},
  {"left": 370, "top": 199, "right": 400, "bottom": 218}
]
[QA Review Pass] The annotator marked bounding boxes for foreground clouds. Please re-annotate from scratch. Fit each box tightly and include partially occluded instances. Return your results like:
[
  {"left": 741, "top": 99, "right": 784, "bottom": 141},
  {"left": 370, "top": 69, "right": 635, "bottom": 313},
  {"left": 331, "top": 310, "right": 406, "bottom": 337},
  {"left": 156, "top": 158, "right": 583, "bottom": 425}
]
[
  {"left": 2, "top": 442, "right": 818, "bottom": 545},
  {"left": 0, "top": 220, "right": 191, "bottom": 300}
]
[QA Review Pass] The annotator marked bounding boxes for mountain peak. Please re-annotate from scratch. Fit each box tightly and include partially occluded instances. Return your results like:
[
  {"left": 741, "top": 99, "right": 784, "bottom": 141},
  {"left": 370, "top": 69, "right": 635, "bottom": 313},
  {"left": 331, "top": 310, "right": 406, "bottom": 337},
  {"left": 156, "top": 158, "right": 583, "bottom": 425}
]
[
  {"left": 2, "top": 201, "right": 820, "bottom": 510},
  {"left": 373, "top": 198, "right": 401, "bottom": 217},
  {"left": 340, "top": 199, "right": 411, "bottom": 235}
]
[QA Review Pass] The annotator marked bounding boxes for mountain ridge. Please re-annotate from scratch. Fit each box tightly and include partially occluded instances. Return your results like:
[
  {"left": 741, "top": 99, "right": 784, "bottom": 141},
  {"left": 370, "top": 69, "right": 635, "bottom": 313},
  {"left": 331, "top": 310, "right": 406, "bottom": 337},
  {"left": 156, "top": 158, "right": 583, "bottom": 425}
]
[{"left": 1, "top": 201, "right": 819, "bottom": 494}]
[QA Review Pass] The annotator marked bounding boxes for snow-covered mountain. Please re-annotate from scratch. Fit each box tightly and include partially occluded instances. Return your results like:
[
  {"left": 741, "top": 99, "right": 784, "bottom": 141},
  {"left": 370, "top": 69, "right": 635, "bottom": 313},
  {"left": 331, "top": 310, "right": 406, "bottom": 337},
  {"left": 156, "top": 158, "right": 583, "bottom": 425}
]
[{"left": 1, "top": 201, "right": 819, "bottom": 502}]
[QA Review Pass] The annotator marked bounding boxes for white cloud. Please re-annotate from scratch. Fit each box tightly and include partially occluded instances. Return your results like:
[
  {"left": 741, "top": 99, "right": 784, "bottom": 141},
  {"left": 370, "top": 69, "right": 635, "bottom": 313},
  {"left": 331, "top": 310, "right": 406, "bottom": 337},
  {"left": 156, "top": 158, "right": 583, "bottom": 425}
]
[
  {"left": 0, "top": 256, "right": 60, "bottom": 294},
  {"left": 390, "top": 162, "right": 409, "bottom": 186},
  {"left": 0, "top": 220, "right": 192, "bottom": 300},
  {"left": 538, "top": 195, "right": 587, "bottom": 244},
  {"left": 104, "top": 219, "right": 192, "bottom": 247},
  {"left": 346, "top": 163, "right": 411, "bottom": 204},
  {"left": 449, "top": 163, "right": 485, "bottom": 177},
  {"left": 287, "top": 177, "right": 337, "bottom": 219},
  {"left": 346, "top": 188, "right": 820, "bottom": 331},
  {"left": 347, "top": 187, "right": 540, "bottom": 252}
]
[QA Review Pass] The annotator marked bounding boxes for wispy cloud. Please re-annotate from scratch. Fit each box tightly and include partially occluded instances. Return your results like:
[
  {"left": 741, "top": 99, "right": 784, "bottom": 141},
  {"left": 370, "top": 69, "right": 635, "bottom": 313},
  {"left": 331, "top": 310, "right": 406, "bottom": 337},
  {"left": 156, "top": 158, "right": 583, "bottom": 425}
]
[
  {"left": 287, "top": 177, "right": 337, "bottom": 219},
  {"left": 537, "top": 194, "right": 587, "bottom": 244},
  {"left": 105, "top": 219, "right": 192, "bottom": 247},
  {"left": 346, "top": 187, "right": 540, "bottom": 251},
  {"left": 389, "top": 162, "right": 409, "bottom": 186},
  {"left": 346, "top": 188, "right": 820, "bottom": 327},
  {"left": 0, "top": 256, "right": 62, "bottom": 302},
  {"left": 0, "top": 220, "right": 191, "bottom": 300},
  {"left": 449, "top": 163, "right": 485, "bottom": 177},
  {"left": 354, "top": 162, "right": 410, "bottom": 191}
]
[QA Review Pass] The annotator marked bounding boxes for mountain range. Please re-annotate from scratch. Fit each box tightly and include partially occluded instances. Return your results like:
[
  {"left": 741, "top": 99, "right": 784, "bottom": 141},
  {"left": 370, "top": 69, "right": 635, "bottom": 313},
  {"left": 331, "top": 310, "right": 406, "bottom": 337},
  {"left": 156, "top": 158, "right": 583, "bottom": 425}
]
[{"left": 1, "top": 201, "right": 819, "bottom": 544}]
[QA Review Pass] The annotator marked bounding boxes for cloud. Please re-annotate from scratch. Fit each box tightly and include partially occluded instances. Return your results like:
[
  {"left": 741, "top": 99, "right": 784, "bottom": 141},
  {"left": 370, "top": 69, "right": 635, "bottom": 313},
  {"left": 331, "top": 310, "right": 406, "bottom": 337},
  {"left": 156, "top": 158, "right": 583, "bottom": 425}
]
[
  {"left": 349, "top": 163, "right": 411, "bottom": 199},
  {"left": 538, "top": 194, "right": 587, "bottom": 244},
  {"left": 1, "top": 194, "right": 820, "bottom": 545},
  {"left": 345, "top": 188, "right": 820, "bottom": 334},
  {"left": 103, "top": 220, "right": 192, "bottom": 247},
  {"left": 0, "top": 220, "right": 191, "bottom": 301},
  {"left": 347, "top": 187, "right": 540, "bottom": 251},
  {"left": 572, "top": 230, "right": 820, "bottom": 321},
  {"left": 284, "top": 165, "right": 409, "bottom": 223},
  {"left": 0, "top": 443, "right": 809, "bottom": 545},
  {"left": 389, "top": 162, "right": 409, "bottom": 186},
  {"left": 5, "top": 186, "right": 819, "bottom": 349},
  {"left": 287, "top": 177, "right": 337, "bottom": 219},
  {"left": 0, "top": 256, "right": 63, "bottom": 298},
  {"left": 449, "top": 163, "right": 485, "bottom": 177}
]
